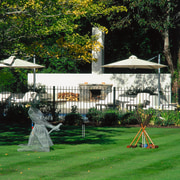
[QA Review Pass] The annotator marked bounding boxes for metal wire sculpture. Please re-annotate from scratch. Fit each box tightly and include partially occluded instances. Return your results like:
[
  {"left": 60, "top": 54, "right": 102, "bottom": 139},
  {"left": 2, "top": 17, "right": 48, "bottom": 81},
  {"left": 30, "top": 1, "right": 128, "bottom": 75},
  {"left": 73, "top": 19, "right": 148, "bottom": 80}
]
[{"left": 18, "top": 107, "right": 62, "bottom": 152}]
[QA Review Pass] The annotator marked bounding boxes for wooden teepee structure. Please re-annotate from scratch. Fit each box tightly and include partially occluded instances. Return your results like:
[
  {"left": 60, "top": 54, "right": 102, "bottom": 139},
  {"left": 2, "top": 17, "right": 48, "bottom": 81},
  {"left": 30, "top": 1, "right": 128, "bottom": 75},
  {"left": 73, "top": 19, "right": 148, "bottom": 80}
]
[{"left": 127, "top": 108, "right": 158, "bottom": 149}]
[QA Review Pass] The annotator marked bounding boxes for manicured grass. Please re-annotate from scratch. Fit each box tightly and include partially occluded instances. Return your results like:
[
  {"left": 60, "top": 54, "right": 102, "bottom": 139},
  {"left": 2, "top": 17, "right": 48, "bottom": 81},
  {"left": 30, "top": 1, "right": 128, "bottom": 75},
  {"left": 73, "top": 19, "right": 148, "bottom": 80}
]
[{"left": 0, "top": 124, "right": 180, "bottom": 180}]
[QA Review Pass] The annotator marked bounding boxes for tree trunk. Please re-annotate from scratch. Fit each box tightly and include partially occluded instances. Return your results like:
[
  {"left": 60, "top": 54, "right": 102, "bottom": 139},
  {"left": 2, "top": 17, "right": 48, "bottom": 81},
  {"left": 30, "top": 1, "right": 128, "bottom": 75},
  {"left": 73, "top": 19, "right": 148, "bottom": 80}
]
[
  {"left": 163, "top": 0, "right": 174, "bottom": 77},
  {"left": 163, "top": 0, "right": 178, "bottom": 102},
  {"left": 163, "top": 29, "right": 174, "bottom": 77}
]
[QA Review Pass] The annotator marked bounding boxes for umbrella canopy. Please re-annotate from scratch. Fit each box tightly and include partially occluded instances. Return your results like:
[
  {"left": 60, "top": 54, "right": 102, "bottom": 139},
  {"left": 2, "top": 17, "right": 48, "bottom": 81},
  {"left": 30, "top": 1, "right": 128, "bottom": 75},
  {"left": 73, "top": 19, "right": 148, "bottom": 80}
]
[
  {"left": 0, "top": 55, "right": 44, "bottom": 91},
  {"left": 102, "top": 55, "right": 168, "bottom": 108},
  {"left": 0, "top": 56, "right": 44, "bottom": 69},
  {"left": 102, "top": 55, "right": 167, "bottom": 69}
]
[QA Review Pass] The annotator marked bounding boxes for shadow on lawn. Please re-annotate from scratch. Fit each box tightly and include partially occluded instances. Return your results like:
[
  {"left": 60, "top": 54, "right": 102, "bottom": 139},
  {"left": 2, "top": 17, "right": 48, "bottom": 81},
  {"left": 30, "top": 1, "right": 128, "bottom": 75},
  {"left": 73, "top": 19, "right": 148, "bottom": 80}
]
[
  {"left": 51, "top": 125, "right": 124, "bottom": 145},
  {"left": 0, "top": 123, "right": 125, "bottom": 146},
  {"left": 0, "top": 123, "right": 31, "bottom": 145}
]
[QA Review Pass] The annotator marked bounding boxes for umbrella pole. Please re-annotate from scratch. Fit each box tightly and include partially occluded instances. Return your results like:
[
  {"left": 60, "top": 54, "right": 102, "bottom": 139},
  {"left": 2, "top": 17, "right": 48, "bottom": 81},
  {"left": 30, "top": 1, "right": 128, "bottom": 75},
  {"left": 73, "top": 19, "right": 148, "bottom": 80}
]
[
  {"left": 33, "top": 55, "right": 36, "bottom": 91},
  {"left": 158, "top": 54, "right": 161, "bottom": 108}
]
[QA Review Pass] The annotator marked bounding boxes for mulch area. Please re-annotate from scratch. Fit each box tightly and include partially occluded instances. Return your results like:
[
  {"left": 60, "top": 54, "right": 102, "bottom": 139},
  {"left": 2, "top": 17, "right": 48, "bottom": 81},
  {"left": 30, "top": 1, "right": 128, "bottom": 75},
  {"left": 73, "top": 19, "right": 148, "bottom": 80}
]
[{"left": 122, "top": 124, "right": 180, "bottom": 128}]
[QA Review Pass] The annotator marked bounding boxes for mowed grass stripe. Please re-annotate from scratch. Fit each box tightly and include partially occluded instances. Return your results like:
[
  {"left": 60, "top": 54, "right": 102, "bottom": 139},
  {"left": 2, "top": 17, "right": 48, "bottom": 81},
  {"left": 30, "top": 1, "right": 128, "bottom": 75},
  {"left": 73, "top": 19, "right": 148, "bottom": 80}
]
[
  {"left": 4, "top": 142, "right": 179, "bottom": 179},
  {"left": 49, "top": 144, "right": 180, "bottom": 179},
  {"left": 0, "top": 126, "right": 180, "bottom": 180}
]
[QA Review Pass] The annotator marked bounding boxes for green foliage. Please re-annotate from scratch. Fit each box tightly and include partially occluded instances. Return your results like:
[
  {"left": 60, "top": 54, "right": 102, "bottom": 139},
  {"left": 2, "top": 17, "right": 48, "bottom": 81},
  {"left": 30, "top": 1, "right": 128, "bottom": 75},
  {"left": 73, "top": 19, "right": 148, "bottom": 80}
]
[
  {"left": 0, "top": 69, "right": 16, "bottom": 92},
  {"left": 101, "top": 109, "right": 120, "bottom": 126},
  {"left": 0, "top": 68, "right": 30, "bottom": 93},
  {"left": 146, "top": 108, "right": 180, "bottom": 126},
  {"left": 0, "top": 69, "right": 16, "bottom": 88},
  {"left": 65, "top": 105, "right": 82, "bottom": 125},
  {"left": 154, "top": 117, "right": 164, "bottom": 126},
  {"left": 145, "top": 108, "right": 160, "bottom": 125},
  {"left": 160, "top": 111, "right": 174, "bottom": 126},
  {"left": 121, "top": 111, "right": 139, "bottom": 125},
  {"left": 65, "top": 113, "right": 82, "bottom": 126},
  {"left": 158, "top": 110, "right": 180, "bottom": 126},
  {"left": 86, "top": 107, "right": 103, "bottom": 124},
  {"left": 104, "top": 0, "right": 179, "bottom": 76},
  {"left": 0, "top": 0, "right": 127, "bottom": 70},
  {"left": 86, "top": 108, "right": 125, "bottom": 126},
  {"left": 4, "top": 105, "right": 30, "bottom": 125},
  {"left": 135, "top": 108, "right": 153, "bottom": 126},
  {"left": 0, "top": 103, "right": 6, "bottom": 121},
  {"left": 40, "top": 57, "right": 81, "bottom": 73},
  {"left": 110, "top": 0, "right": 178, "bottom": 32}
]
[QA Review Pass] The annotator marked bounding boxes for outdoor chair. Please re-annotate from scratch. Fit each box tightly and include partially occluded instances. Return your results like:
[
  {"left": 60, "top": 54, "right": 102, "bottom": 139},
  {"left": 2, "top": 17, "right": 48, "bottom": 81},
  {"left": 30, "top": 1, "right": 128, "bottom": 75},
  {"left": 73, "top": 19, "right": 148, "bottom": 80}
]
[
  {"left": 11, "top": 91, "right": 37, "bottom": 104},
  {"left": 143, "top": 95, "right": 160, "bottom": 110},
  {"left": 143, "top": 95, "right": 176, "bottom": 110},
  {"left": 125, "top": 93, "right": 150, "bottom": 111},
  {"left": 95, "top": 92, "right": 120, "bottom": 110},
  {"left": 95, "top": 95, "right": 110, "bottom": 110},
  {"left": 0, "top": 92, "right": 11, "bottom": 103}
]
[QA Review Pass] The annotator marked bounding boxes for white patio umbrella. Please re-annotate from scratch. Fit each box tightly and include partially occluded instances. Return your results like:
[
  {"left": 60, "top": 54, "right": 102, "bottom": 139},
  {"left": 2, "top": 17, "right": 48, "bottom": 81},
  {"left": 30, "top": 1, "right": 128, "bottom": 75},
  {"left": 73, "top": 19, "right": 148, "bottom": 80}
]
[
  {"left": 0, "top": 56, "right": 44, "bottom": 69},
  {"left": 102, "top": 55, "right": 167, "bottom": 107},
  {"left": 0, "top": 56, "right": 44, "bottom": 90},
  {"left": 102, "top": 55, "right": 167, "bottom": 69}
]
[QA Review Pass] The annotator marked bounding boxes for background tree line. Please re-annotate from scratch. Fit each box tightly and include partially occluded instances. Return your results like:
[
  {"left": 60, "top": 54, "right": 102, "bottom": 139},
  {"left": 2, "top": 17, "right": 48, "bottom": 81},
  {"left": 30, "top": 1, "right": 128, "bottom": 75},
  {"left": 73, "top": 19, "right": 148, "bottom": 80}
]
[{"left": 0, "top": 0, "right": 179, "bottom": 92}]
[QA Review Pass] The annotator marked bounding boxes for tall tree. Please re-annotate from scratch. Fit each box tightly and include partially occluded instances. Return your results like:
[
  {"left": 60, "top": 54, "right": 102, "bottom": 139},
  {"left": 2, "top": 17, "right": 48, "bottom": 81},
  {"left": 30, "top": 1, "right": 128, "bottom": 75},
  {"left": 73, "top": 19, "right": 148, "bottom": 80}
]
[
  {"left": 105, "top": 0, "right": 179, "bottom": 77},
  {"left": 0, "top": 0, "right": 127, "bottom": 72}
]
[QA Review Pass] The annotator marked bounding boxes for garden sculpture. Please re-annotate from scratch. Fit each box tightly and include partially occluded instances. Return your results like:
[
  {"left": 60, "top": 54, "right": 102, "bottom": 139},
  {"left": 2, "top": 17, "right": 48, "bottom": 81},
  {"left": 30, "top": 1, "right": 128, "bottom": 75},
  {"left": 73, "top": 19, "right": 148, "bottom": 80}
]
[{"left": 18, "top": 107, "right": 62, "bottom": 152}]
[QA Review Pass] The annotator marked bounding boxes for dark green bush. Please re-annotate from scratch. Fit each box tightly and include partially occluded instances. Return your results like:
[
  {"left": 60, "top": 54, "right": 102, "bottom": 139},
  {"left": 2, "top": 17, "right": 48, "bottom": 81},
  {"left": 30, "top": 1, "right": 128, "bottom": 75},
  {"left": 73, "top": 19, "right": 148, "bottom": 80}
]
[
  {"left": 101, "top": 111, "right": 119, "bottom": 126},
  {"left": 86, "top": 108, "right": 127, "bottom": 126},
  {"left": 154, "top": 110, "right": 176, "bottom": 126},
  {"left": 64, "top": 105, "right": 82, "bottom": 125},
  {"left": 0, "top": 103, "right": 6, "bottom": 121},
  {"left": 4, "top": 105, "right": 30, "bottom": 125},
  {"left": 65, "top": 113, "right": 82, "bottom": 125},
  {"left": 121, "top": 111, "right": 138, "bottom": 125},
  {"left": 86, "top": 108, "right": 103, "bottom": 124}
]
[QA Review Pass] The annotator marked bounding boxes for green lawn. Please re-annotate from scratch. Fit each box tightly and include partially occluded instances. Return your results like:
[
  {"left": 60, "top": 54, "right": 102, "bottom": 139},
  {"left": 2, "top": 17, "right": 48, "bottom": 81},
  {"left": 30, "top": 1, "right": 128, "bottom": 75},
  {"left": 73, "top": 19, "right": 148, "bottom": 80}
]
[{"left": 0, "top": 124, "right": 180, "bottom": 180}]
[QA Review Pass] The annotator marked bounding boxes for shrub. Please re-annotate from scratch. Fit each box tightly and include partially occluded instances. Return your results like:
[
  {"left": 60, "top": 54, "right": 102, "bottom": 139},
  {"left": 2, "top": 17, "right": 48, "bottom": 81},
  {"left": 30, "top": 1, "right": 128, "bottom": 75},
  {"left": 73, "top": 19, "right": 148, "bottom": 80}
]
[
  {"left": 86, "top": 108, "right": 103, "bottom": 125},
  {"left": 100, "top": 109, "right": 125, "bottom": 126},
  {"left": 4, "top": 105, "right": 30, "bottom": 125},
  {"left": 160, "top": 110, "right": 176, "bottom": 126},
  {"left": 65, "top": 113, "right": 82, "bottom": 125},
  {"left": 101, "top": 111, "right": 119, "bottom": 126},
  {"left": 64, "top": 105, "right": 82, "bottom": 125},
  {"left": 152, "top": 110, "right": 179, "bottom": 126},
  {"left": 0, "top": 103, "right": 6, "bottom": 120},
  {"left": 174, "top": 110, "right": 180, "bottom": 126},
  {"left": 154, "top": 117, "right": 164, "bottom": 126},
  {"left": 121, "top": 111, "right": 138, "bottom": 125}
]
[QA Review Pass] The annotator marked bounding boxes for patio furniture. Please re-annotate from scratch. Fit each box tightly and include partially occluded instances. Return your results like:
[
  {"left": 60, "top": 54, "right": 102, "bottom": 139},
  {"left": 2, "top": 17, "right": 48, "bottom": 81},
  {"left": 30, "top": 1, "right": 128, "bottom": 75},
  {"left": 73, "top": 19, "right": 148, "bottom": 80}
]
[
  {"left": 125, "top": 93, "right": 150, "bottom": 111},
  {"left": 161, "top": 103, "right": 177, "bottom": 110},
  {"left": 11, "top": 91, "right": 37, "bottom": 104},
  {"left": 0, "top": 92, "right": 11, "bottom": 103},
  {"left": 95, "top": 92, "right": 120, "bottom": 110},
  {"left": 117, "top": 95, "right": 136, "bottom": 110},
  {"left": 144, "top": 95, "right": 176, "bottom": 110}
]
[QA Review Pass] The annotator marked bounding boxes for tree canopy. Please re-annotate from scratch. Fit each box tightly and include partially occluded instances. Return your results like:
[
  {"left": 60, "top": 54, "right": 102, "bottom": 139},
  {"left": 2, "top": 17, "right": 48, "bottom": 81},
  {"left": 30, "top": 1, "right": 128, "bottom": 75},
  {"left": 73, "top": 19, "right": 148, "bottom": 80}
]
[
  {"left": 0, "top": 0, "right": 179, "bottom": 91},
  {"left": 0, "top": 0, "right": 126, "bottom": 68}
]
